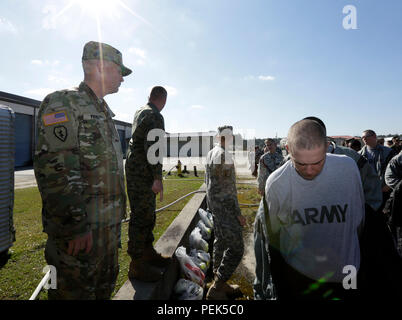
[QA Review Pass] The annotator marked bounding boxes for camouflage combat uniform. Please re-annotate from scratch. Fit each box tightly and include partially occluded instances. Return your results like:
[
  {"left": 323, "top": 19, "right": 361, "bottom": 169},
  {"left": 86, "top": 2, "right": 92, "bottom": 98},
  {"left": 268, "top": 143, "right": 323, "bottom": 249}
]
[
  {"left": 205, "top": 143, "right": 244, "bottom": 282},
  {"left": 257, "top": 149, "right": 284, "bottom": 193},
  {"left": 34, "top": 82, "right": 126, "bottom": 299},
  {"left": 125, "top": 102, "right": 164, "bottom": 259}
]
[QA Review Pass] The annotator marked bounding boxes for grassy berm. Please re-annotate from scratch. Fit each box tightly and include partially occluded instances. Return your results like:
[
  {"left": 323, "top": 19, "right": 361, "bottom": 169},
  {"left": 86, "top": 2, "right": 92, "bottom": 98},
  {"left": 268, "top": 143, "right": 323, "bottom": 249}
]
[
  {"left": 0, "top": 172, "right": 203, "bottom": 300},
  {"left": 0, "top": 171, "right": 259, "bottom": 301}
]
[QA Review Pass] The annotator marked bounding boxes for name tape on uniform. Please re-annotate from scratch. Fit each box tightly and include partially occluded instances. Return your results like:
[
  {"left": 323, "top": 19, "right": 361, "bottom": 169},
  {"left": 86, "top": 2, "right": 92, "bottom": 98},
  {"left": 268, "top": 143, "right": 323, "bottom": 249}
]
[{"left": 43, "top": 111, "right": 69, "bottom": 126}]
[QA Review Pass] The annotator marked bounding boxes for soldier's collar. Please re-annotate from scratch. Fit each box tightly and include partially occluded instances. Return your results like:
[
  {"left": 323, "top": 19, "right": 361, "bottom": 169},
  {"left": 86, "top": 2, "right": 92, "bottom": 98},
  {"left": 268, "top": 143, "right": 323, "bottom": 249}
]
[
  {"left": 79, "top": 81, "right": 112, "bottom": 116},
  {"left": 148, "top": 102, "right": 160, "bottom": 114},
  {"left": 79, "top": 82, "right": 102, "bottom": 104}
]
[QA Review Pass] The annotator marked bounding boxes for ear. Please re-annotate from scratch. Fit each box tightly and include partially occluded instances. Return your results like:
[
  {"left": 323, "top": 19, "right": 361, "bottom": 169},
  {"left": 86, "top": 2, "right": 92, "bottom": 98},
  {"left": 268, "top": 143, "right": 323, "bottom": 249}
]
[{"left": 94, "top": 60, "right": 103, "bottom": 74}]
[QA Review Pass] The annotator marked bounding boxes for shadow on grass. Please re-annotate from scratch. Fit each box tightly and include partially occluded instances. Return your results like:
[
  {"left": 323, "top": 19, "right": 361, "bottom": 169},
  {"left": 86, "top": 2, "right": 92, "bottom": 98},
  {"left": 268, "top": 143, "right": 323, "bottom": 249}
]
[{"left": 0, "top": 249, "right": 11, "bottom": 269}]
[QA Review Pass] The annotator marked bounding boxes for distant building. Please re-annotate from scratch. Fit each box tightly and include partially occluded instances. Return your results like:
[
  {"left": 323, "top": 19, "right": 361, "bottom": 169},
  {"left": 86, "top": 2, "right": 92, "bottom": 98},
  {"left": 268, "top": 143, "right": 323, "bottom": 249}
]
[
  {"left": 329, "top": 135, "right": 362, "bottom": 147},
  {"left": 165, "top": 131, "right": 217, "bottom": 157},
  {"left": 0, "top": 91, "right": 132, "bottom": 167}
]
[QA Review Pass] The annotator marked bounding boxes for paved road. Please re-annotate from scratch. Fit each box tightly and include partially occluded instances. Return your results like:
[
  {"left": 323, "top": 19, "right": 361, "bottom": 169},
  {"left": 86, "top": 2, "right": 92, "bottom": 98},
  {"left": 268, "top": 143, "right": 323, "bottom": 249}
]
[{"left": 14, "top": 168, "right": 37, "bottom": 189}]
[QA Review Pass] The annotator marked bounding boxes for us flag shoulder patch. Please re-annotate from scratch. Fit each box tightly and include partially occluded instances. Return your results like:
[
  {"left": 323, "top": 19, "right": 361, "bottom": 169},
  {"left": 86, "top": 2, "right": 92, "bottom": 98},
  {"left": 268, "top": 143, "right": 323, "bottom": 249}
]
[{"left": 43, "top": 111, "right": 69, "bottom": 126}]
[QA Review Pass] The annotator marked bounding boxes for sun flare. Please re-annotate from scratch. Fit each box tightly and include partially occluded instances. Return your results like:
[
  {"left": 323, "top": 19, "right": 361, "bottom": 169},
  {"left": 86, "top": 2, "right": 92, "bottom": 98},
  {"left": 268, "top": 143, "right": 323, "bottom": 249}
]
[
  {"left": 71, "top": 0, "right": 121, "bottom": 18},
  {"left": 51, "top": 0, "right": 162, "bottom": 41}
]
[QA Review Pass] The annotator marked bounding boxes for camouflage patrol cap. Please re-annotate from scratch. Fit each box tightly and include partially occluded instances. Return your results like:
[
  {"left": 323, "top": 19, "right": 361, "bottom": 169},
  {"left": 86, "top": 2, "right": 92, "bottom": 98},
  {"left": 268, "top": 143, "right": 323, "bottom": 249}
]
[
  {"left": 82, "top": 41, "right": 132, "bottom": 76},
  {"left": 217, "top": 125, "right": 233, "bottom": 136}
]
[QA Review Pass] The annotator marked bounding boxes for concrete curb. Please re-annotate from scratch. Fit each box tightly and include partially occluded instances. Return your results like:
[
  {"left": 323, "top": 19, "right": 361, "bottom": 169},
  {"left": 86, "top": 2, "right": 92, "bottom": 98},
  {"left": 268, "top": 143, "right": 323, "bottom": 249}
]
[{"left": 113, "top": 184, "right": 207, "bottom": 300}]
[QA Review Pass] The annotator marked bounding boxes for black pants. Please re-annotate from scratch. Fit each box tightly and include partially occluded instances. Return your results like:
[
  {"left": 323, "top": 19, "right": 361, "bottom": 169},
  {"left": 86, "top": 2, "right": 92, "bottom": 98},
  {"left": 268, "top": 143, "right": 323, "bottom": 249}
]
[
  {"left": 359, "top": 204, "right": 402, "bottom": 299},
  {"left": 269, "top": 246, "right": 362, "bottom": 301}
]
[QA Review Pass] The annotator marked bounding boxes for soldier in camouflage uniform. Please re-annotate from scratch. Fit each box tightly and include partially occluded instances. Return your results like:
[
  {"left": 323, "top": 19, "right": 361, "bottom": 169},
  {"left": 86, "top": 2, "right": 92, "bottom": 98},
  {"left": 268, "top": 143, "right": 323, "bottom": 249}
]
[
  {"left": 257, "top": 139, "right": 284, "bottom": 195},
  {"left": 34, "top": 41, "right": 131, "bottom": 299},
  {"left": 125, "top": 86, "right": 171, "bottom": 282},
  {"left": 205, "top": 126, "right": 246, "bottom": 300}
]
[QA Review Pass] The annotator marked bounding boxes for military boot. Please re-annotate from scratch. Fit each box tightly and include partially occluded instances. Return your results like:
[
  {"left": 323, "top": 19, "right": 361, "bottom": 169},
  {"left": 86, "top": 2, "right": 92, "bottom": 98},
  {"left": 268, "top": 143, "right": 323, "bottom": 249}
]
[
  {"left": 128, "top": 258, "right": 164, "bottom": 282},
  {"left": 206, "top": 278, "right": 229, "bottom": 300},
  {"left": 224, "top": 283, "right": 243, "bottom": 299},
  {"left": 206, "top": 276, "right": 243, "bottom": 300},
  {"left": 143, "top": 246, "right": 172, "bottom": 268}
]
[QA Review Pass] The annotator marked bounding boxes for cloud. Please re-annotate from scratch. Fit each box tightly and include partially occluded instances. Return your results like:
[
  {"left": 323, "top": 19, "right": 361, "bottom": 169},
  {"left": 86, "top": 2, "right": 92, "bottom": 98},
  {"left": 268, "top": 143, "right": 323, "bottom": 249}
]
[
  {"left": 128, "top": 47, "right": 146, "bottom": 59},
  {"left": 0, "top": 17, "right": 18, "bottom": 34},
  {"left": 127, "top": 47, "right": 147, "bottom": 67},
  {"left": 118, "top": 87, "right": 135, "bottom": 94},
  {"left": 41, "top": 5, "right": 60, "bottom": 30},
  {"left": 258, "top": 75, "right": 275, "bottom": 81},
  {"left": 24, "top": 88, "right": 55, "bottom": 98},
  {"left": 190, "top": 105, "right": 205, "bottom": 110},
  {"left": 31, "top": 59, "right": 60, "bottom": 67},
  {"left": 41, "top": 4, "right": 73, "bottom": 30},
  {"left": 243, "top": 75, "right": 255, "bottom": 81},
  {"left": 165, "top": 86, "right": 178, "bottom": 96},
  {"left": 31, "top": 60, "right": 43, "bottom": 66},
  {"left": 47, "top": 74, "right": 72, "bottom": 86},
  {"left": 243, "top": 75, "right": 276, "bottom": 81}
]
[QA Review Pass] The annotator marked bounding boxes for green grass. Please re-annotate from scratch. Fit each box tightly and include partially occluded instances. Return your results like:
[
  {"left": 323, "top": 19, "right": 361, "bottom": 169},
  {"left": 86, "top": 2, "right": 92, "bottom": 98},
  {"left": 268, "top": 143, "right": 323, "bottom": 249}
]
[
  {"left": 0, "top": 178, "right": 203, "bottom": 300},
  {"left": 163, "top": 169, "right": 205, "bottom": 181},
  {"left": 0, "top": 178, "right": 258, "bottom": 300},
  {"left": 231, "top": 184, "right": 260, "bottom": 300},
  {"left": 237, "top": 183, "right": 260, "bottom": 228},
  {"left": 0, "top": 187, "right": 47, "bottom": 300}
]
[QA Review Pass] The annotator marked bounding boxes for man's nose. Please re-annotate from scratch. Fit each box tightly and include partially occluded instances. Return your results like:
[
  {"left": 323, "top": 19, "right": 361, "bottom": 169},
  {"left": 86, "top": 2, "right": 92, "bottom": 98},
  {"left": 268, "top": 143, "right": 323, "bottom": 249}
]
[{"left": 305, "top": 165, "right": 315, "bottom": 175}]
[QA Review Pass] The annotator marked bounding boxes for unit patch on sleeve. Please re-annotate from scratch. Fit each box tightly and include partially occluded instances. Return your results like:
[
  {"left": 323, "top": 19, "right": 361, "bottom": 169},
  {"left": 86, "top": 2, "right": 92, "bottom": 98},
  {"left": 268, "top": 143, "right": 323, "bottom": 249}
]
[
  {"left": 54, "top": 125, "right": 68, "bottom": 142},
  {"left": 43, "top": 111, "right": 69, "bottom": 126}
]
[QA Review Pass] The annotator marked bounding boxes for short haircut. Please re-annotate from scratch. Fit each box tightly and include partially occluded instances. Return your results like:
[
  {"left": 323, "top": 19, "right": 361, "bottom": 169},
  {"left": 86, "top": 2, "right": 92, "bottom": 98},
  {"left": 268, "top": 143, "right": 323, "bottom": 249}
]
[
  {"left": 349, "top": 139, "right": 361, "bottom": 150},
  {"left": 362, "top": 129, "right": 376, "bottom": 137},
  {"left": 287, "top": 119, "right": 327, "bottom": 154},
  {"left": 303, "top": 116, "right": 327, "bottom": 136},
  {"left": 265, "top": 138, "right": 275, "bottom": 145},
  {"left": 218, "top": 125, "right": 233, "bottom": 135},
  {"left": 149, "top": 86, "right": 167, "bottom": 101}
]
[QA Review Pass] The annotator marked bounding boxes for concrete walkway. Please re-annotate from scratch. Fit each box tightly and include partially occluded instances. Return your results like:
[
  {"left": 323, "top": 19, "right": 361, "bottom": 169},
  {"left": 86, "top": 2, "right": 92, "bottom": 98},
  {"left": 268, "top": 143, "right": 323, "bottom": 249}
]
[
  {"left": 13, "top": 153, "right": 256, "bottom": 189},
  {"left": 14, "top": 168, "right": 37, "bottom": 189}
]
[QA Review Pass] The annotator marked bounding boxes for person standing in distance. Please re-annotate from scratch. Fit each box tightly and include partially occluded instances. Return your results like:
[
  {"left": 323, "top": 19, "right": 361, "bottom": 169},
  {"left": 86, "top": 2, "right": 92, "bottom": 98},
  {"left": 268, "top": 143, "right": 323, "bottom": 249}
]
[
  {"left": 257, "top": 138, "right": 284, "bottom": 195},
  {"left": 205, "top": 126, "right": 246, "bottom": 300},
  {"left": 126, "top": 86, "right": 171, "bottom": 282},
  {"left": 34, "top": 41, "right": 131, "bottom": 299}
]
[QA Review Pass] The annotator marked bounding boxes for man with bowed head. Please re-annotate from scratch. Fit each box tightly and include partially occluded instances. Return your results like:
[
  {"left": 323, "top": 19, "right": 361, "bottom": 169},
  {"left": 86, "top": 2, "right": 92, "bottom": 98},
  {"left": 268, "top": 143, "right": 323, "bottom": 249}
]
[{"left": 254, "top": 119, "right": 365, "bottom": 300}]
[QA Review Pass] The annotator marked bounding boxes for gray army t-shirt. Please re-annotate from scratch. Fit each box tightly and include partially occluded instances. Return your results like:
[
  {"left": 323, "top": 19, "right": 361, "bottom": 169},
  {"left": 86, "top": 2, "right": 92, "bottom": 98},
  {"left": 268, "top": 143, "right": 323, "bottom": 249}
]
[{"left": 265, "top": 153, "right": 365, "bottom": 282}]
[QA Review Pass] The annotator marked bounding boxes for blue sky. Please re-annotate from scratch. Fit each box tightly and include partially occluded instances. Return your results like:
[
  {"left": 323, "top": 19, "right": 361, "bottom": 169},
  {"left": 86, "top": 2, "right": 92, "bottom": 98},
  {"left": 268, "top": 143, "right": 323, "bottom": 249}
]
[{"left": 0, "top": 0, "right": 401, "bottom": 138}]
